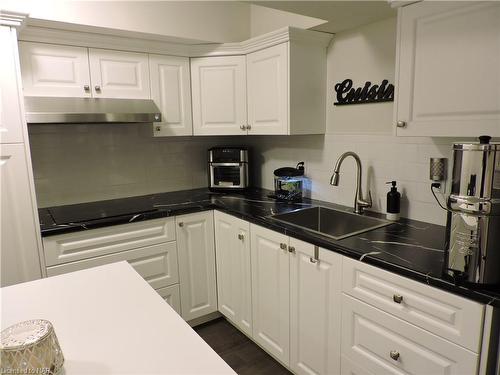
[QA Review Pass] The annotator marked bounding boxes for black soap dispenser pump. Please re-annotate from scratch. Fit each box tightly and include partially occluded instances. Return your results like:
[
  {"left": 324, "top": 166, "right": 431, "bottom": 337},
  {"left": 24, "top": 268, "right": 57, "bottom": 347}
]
[{"left": 386, "top": 181, "right": 401, "bottom": 221}]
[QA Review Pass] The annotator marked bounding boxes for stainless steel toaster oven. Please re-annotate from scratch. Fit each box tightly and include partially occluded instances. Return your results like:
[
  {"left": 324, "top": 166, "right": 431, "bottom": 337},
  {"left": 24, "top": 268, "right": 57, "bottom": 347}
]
[{"left": 208, "top": 147, "right": 248, "bottom": 191}]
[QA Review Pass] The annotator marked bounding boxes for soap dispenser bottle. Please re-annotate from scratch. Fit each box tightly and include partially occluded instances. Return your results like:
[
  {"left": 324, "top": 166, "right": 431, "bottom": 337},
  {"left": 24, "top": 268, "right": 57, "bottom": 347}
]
[{"left": 386, "top": 181, "right": 401, "bottom": 221}]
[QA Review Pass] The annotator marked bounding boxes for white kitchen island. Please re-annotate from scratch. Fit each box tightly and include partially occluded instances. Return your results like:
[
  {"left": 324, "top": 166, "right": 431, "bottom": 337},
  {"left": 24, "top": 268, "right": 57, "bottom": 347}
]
[{"left": 0, "top": 261, "right": 235, "bottom": 375}]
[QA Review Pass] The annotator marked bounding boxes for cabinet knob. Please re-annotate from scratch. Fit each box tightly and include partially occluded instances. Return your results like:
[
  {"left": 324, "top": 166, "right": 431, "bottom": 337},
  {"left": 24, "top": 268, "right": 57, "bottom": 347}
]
[
  {"left": 396, "top": 121, "right": 407, "bottom": 128},
  {"left": 246, "top": 124, "right": 251, "bottom": 130},
  {"left": 95, "top": 85, "right": 101, "bottom": 92},
  {"left": 83, "top": 85, "right": 90, "bottom": 92},
  {"left": 178, "top": 222, "right": 184, "bottom": 227},
  {"left": 238, "top": 233, "right": 244, "bottom": 240},
  {"left": 155, "top": 126, "right": 161, "bottom": 132},
  {"left": 240, "top": 125, "right": 246, "bottom": 130},
  {"left": 288, "top": 246, "right": 295, "bottom": 254},
  {"left": 390, "top": 350, "right": 400, "bottom": 361},
  {"left": 393, "top": 294, "right": 403, "bottom": 304},
  {"left": 280, "top": 243, "right": 287, "bottom": 250}
]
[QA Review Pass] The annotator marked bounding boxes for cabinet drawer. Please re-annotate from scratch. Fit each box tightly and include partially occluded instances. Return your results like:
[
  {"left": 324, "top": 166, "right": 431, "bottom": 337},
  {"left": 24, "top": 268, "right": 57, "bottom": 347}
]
[
  {"left": 43, "top": 218, "right": 175, "bottom": 266},
  {"left": 342, "top": 257, "right": 484, "bottom": 352},
  {"left": 46, "top": 242, "right": 179, "bottom": 290},
  {"left": 156, "top": 284, "right": 181, "bottom": 315},
  {"left": 342, "top": 294, "right": 478, "bottom": 375},
  {"left": 341, "top": 355, "right": 374, "bottom": 375}
]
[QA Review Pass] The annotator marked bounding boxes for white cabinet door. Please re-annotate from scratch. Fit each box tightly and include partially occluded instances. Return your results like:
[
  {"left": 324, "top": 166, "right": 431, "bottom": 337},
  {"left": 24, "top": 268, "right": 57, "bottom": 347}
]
[
  {"left": 176, "top": 211, "right": 217, "bottom": 322},
  {"left": 0, "top": 27, "right": 25, "bottom": 143},
  {"left": 214, "top": 211, "right": 252, "bottom": 336},
  {"left": 191, "top": 56, "right": 247, "bottom": 135},
  {"left": 157, "top": 284, "right": 182, "bottom": 315},
  {"left": 250, "top": 223, "right": 290, "bottom": 366},
  {"left": 289, "top": 239, "right": 342, "bottom": 375},
  {"left": 150, "top": 54, "right": 193, "bottom": 136},
  {"left": 247, "top": 43, "right": 288, "bottom": 135},
  {"left": 19, "top": 42, "right": 91, "bottom": 98},
  {"left": 396, "top": 2, "right": 500, "bottom": 136},
  {"left": 89, "top": 49, "right": 150, "bottom": 99},
  {"left": 1, "top": 144, "right": 42, "bottom": 287}
]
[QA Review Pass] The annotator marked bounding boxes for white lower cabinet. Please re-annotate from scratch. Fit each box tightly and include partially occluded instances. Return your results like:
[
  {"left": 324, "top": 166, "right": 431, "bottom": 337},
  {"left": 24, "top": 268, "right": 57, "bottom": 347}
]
[
  {"left": 341, "top": 355, "right": 374, "bottom": 375},
  {"left": 250, "top": 224, "right": 290, "bottom": 366},
  {"left": 341, "top": 294, "right": 478, "bottom": 375},
  {"left": 289, "top": 238, "right": 342, "bottom": 375},
  {"left": 214, "top": 211, "right": 252, "bottom": 336},
  {"left": 157, "top": 284, "right": 181, "bottom": 315},
  {"left": 176, "top": 211, "right": 217, "bottom": 322}
]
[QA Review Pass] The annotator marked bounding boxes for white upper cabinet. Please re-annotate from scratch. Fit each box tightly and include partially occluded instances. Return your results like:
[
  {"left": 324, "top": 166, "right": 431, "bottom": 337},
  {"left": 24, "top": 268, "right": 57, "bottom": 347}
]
[
  {"left": 214, "top": 211, "right": 252, "bottom": 336},
  {"left": 190, "top": 56, "right": 247, "bottom": 135},
  {"left": 89, "top": 48, "right": 150, "bottom": 99},
  {"left": 150, "top": 54, "right": 193, "bottom": 136},
  {"left": 247, "top": 43, "right": 288, "bottom": 135},
  {"left": 1, "top": 144, "right": 42, "bottom": 287},
  {"left": 19, "top": 42, "right": 92, "bottom": 98},
  {"left": 395, "top": 2, "right": 500, "bottom": 136}
]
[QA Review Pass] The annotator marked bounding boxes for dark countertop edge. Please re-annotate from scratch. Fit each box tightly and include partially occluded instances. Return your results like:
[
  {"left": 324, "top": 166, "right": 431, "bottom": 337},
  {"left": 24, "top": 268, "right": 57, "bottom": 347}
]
[{"left": 38, "top": 193, "right": 500, "bottom": 307}]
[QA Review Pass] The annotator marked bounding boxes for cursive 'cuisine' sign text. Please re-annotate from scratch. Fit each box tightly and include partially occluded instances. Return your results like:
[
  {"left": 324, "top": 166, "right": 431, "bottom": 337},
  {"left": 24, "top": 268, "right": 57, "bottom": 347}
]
[{"left": 334, "top": 79, "right": 394, "bottom": 106}]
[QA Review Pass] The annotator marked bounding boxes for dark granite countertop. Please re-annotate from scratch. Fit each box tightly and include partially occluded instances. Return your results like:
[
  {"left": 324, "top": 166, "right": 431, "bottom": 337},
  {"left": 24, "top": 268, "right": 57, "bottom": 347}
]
[{"left": 38, "top": 187, "right": 500, "bottom": 307}]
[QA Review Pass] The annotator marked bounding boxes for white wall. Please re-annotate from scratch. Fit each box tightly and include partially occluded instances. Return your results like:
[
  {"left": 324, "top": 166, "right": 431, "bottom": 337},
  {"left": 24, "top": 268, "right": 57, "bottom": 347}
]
[
  {"left": 250, "top": 4, "right": 326, "bottom": 37},
  {"left": 244, "top": 17, "right": 462, "bottom": 226},
  {"left": 2, "top": 0, "right": 252, "bottom": 43}
]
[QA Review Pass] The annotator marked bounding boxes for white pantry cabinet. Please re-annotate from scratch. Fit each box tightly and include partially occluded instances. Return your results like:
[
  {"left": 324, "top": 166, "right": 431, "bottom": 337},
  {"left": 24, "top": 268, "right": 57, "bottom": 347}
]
[
  {"left": 190, "top": 56, "right": 247, "bottom": 135},
  {"left": 395, "top": 1, "right": 500, "bottom": 136},
  {"left": 289, "top": 238, "right": 342, "bottom": 375},
  {"left": 250, "top": 224, "right": 291, "bottom": 366},
  {"left": 176, "top": 211, "right": 217, "bottom": 322},
  {"left": 150, "top": 54, "right": 193, "bottom": 136},
  {"left": 19, "top": 42, "right": 92, "bottom": 98},
  {"left": 1, "top": 28, "right": 26, "bottom": 143},
  {"left": 89, "top": 48, "right": 150, "bottom": 99},
  {"left": 0, "top": 143, "right": 42, "bottom": 287},
  {"left": 214, "top": 211, "right": 252, "bottom": 336}
]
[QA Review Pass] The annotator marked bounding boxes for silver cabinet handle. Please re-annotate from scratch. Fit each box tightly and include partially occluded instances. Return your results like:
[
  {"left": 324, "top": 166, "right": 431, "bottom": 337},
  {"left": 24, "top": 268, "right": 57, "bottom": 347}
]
[
  {"left": 178, "top": 222, "right": 184, "bottom": 227},
  {"left": 240, "top": 125, "right": 246, "bottom": 130},
  {"left": 390, "top": 350, "right": 400, "bottom": 361},
  {"left": 280, "top": 243, "right": 287, "bottom": 250},
  {"left": 288, "top": 246, "right": 295, "bottom": 254},
  {"left": 84, "top": 85, "right": 90, "bottom": 92},
  {"left": 310, "top": 246, "right": 320, "bottom": 263},
  {"left": 246, "top": 124, "right": 251, "bottom": 130},
  {"left": 95, "top": 85, "right": 101, "bottom": 92},
  {"left": 238, "top": 233, "right": 244, "bottom": 240},
  {"left": 393, "top": 294, "right": 403, "bottom": 304},
  {"left": 396, "top": 121, "right": 407, "bottom": 128}
]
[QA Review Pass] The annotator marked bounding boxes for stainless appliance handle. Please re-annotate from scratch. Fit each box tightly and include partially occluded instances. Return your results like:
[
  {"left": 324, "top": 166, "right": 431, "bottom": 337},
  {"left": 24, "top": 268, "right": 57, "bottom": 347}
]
[{"left": 210, "top": 162, "right": 244, "bottom": 167}]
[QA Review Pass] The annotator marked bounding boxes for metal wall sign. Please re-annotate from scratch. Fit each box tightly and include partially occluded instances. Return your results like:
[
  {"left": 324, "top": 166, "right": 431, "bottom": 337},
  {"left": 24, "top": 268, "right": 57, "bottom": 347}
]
[{"left": 334, "top": 79, "right": 394, "bottom": 106}]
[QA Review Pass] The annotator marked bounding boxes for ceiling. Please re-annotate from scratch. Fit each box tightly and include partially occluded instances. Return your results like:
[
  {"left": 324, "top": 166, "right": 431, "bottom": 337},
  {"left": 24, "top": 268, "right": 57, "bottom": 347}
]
[{"left": 248, "top": 1, "right": 396, "bottom": 33}]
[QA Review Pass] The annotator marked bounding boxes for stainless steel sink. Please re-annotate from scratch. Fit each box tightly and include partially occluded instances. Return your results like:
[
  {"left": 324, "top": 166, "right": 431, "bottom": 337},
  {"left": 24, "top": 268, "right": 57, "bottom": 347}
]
[{"left": 270, "top": 206, "right": 391, "bottom": 240}]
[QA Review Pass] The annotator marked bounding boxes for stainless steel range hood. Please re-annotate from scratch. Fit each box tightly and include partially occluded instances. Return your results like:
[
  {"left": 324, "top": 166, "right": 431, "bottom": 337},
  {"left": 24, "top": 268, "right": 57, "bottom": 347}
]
[{"left": 24, "top": 97, "right": 162, "bottom": 124}]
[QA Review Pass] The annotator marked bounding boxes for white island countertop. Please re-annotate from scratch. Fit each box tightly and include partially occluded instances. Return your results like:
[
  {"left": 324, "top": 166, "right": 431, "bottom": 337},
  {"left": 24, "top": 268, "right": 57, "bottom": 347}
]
[{"left": 1, "top": 261, "right": 235, "bottom": 374}]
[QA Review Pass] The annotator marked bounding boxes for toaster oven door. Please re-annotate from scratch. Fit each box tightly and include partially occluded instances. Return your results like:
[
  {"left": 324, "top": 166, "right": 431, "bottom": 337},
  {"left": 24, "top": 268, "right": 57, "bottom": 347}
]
[{"left": 210, "top": 163, "right": 247, "bottom": 189}]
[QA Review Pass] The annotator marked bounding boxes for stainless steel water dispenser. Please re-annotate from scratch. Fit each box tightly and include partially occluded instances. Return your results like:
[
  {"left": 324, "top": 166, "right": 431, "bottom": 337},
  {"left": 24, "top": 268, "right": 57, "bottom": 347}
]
[{"left": 443, "top": 136, "right": 500, "bottom": 286}]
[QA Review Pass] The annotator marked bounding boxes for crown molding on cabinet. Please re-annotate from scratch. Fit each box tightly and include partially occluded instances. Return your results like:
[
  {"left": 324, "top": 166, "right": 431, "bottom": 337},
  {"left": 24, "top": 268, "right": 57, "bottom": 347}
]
[
  {"left": 18, "top": 25, "right": 333, "bottom": 57},
  {"left": 0, "top": 10, "right": 28, "bottom": 28}
]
